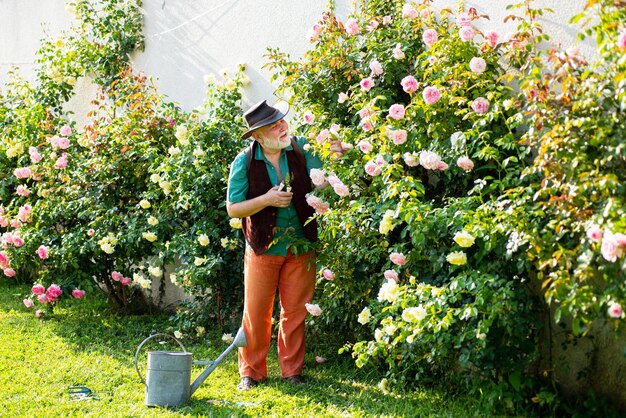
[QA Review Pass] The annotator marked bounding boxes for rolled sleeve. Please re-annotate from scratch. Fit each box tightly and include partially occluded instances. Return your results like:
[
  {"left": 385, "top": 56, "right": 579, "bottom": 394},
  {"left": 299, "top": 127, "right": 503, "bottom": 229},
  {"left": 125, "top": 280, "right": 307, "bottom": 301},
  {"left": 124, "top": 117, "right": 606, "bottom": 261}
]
[
  {"left": 295, "top": 137, "right": 323, "bottom": 175},
  {"left": 227, "top": 152, "right": 249, "bottom": 204}
]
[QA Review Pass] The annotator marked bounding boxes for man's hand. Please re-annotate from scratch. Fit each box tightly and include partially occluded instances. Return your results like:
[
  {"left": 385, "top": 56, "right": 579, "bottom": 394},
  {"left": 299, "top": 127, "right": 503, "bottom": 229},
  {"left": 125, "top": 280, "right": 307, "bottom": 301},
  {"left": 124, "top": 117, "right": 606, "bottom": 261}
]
[
  {"left": 266, "top": 185, "right": 293, "bottom": 208},
  {"left": 330, "top": 139, "right": 345, "bottom": 159}
]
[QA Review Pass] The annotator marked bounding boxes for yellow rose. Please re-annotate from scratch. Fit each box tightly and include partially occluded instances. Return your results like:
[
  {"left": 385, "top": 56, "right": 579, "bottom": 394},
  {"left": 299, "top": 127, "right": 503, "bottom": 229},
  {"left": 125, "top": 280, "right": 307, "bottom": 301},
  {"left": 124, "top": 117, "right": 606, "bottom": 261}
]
[
  {"left": 446, "top": 251, "right": 467, "bottom": 265},
  {"left": 229, "top": 218, "right": 242, "bottom": 229},
  {"left": 139, "top": 199, "right": 151, "bottom": 209},
  {"left": 150, "top": 174, "right": 161, "bottom": 183},
  {"left": 197, "top": 234, "right": 210, "bottom": 246},
  {"left": 148, "top": 216, "right": 159, "bottom": 226},
  {"left": 100, "top": 243, "right": 115, "bottom": 254},
  {"left": 194, "top": 257, "right": 206, "bottom": 266},
  {"left": 142, "top": 232, "right": 157, "bottom": 242},
  {"left": 453, "top": 231, "right": 475, "bottom": 248}
]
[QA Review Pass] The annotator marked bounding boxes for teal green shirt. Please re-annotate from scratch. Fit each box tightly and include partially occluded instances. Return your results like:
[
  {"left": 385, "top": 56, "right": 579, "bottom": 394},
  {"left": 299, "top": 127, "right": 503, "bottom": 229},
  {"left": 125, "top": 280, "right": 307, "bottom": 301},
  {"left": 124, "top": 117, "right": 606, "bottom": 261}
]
[{"left": 227, "top": 136, "right": 323, "bottom": 256}]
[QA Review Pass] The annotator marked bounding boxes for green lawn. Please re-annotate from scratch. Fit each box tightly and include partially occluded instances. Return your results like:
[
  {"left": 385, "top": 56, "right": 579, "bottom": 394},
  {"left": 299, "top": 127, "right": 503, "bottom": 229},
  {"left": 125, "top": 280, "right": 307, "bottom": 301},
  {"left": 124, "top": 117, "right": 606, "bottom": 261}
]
[{"left": 0, "top": 282, "right": 478, "bottom": 417}]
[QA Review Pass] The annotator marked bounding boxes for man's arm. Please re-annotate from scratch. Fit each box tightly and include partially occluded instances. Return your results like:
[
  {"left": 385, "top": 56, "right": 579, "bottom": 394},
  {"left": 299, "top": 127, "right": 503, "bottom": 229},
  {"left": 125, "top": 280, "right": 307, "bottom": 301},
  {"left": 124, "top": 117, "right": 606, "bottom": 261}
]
[{"left": 227, "top": 186, "right": 293, "bottom": 218}]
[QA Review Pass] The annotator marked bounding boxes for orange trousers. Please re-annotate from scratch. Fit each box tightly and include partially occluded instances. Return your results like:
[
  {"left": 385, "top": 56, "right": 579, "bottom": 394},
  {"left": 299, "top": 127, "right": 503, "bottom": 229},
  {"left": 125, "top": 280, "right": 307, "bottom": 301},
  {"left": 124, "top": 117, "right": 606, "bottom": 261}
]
[{"left": 238, "top": 248, "right": 316, "bottom": 381}]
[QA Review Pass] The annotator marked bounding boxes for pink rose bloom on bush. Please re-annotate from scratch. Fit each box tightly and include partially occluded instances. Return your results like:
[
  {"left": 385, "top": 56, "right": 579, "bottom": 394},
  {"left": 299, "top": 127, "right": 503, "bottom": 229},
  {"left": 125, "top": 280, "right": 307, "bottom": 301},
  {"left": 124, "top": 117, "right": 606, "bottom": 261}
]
[
  {"left": 586, "top": 224, "right": 603, "bottom": 243},
  {"left": 403, "top": 152, "right": 418, "bottom": 167},
  {"left": 59, "top": 125, "right": 72, "bottom": 136},
  {"left": 456, "top": 12, "right": 472, "bottom": 27},
  {"left": 388, "top": 129, "right": 408, "bottom": 145},
  {"left": 315, "top": 356, "right": 327, "bottom": 364},
  {"left": 32, "top": 284, "right": 45, "bottom": 295},
  {"left": 384, "top": 270, "right": 399, "bottom": 282},
  {"left": 303, "top": 110, "right": 315, "bottom": 125},
  {"left": 4, "top": 267, "right": 16, "bottom": 277},
  {"left": 337, "top": 92, "right": 349, "bottom": 103},
  {"left": 601, "top": 231, "right": 619, "bottom": 262},
  {"left": 309, "top": 168, "right": 327, "bottom": 187},
  {"left": 322, "top": 269, "right": 335, "bottom": 281},
  {"left": 36, "top": 245, "right": 49, "bottom": 260},
  {"left": 111, "top": 271, "right": 123, "bottom": 281},
  {"left": 12, "top": 236, "right": 25, "bottom": 247},
  {"left": 11, "top": 219, "right": 22, "bottom": 228},
  {"left": 471, "top": 97, "right": 490, "bottom": 114},
  {"left": 608, "top": 302, "right": 623, "bottom": 318},
  {"left": 72, "top": 289, "right": 86, "bottom": 299},
  {"left": 14, "top": 167, "right": 32, "bottom": 179},
  {"left": 388, "top": 104, "right": 405, "bottom": 120},
  {"left": 23, "top": 299, "right": 34, "bottom": 308},
  {"left": 16, "top": 185, "right": 30, "bottom": 197},
  {"left": 0, "top": 251, "right": 8, "bottom": 268},
  {"left": 120, "top": 277, "right": 132, "bottom": 286},
  {"left": 367, "top": 19, "right": 379, "bottom": 31},
  {"left": 361, "top": 120, "right": 374, "bottom": 132},
  {"left": 422, "top": 86, "right": 442, "bottom": 105},
  {"left": 428, "top": 56, "right": 437, "bottom": 65},
  {"left": 57, "top": 137, "right": 70, "bottom": 149},
  {"left": 0, "top": 217, "right": 7, "bottom": 228},
  {"left": 364, "top": 160, "right": 383, "bottom": 176},
  {"left": 469, "top": 57, "right": 487, "bottom": 73},
  {"left": 485, "top": 30, "right": 499, "bottom": 48},
  {"left": 306, "top": 194, "right": 330, "bottom": 214},
  {"left": 437, "top": 161, "right": 449, "bottom": 171},
  {"left": 419, "top": 150, "right": 442, "bottom": 170},
  {"left": 459, "top": 26, "right": 475, "bottom": 42},
  {"left": 333, "top": 183, "right": 350, "bottom": 197},
  {"left": 38, "top": 294, "right": 49, "bottom": 304},
  {"left": 358, "top": 140, "right": 373, "bottom": 154},
  {"left": 360, "top": 77, "right": 375, "bottom": 92},
  {"left": 345, "top": 18, "right": 359, "bottom": 36},
  {"left": 35, "top": 310, "right": 43, "bottom": 318},
  {"left": 29, "top": 147, "right": 42, "bottom": 163},
  {"left": 457, "top": 156, "right": 475, "bottom": 172},
  {"left": 87, "top": 228, "right": 95, "bottom": 236},
  {"left": 618, "top": 31, "right": 626, "bottom": 51},
  {"left": 306, "top": 23, "right": 322, "bottom": 43},
  {"left": 402, "top": 4, "right": 418, "bottom": 19},
  {"left": 316, "top": 129, "right": 330, "bottom": 144},
  {"left": 369, "top": 59, "right": 383, "bottom": 76},
  {"left": 55, "top": 153, "right": 68, "bottom": 169},
  {"left": 46, "top": 284, "right": 62, "bottom": 301},
  {"left": 390, "top": 252, "right": 407, "bottom": 266},
  {"left": 422, "top": 28, "right": 438, "bottom": 46},
  {"left": 400, "top": 75, "right": 418, "bottom": 94},
  {"left": 305, "top": 303, "right": 322, "bottom": 316}
]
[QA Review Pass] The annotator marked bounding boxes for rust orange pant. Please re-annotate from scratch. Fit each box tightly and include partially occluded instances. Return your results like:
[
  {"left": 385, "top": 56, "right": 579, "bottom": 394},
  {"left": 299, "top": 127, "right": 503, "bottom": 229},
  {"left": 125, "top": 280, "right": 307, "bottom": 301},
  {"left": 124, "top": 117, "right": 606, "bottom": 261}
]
[{"left": 238, "top": 248, "right": 316, "bottom": 381}]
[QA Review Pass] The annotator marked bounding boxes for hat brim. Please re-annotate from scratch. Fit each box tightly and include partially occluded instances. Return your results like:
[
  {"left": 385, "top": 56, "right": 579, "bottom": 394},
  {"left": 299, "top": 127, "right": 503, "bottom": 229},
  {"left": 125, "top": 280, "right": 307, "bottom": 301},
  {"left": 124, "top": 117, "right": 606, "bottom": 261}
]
[{"left": 241, "top": 103, "right": 289, "bottom": 139}]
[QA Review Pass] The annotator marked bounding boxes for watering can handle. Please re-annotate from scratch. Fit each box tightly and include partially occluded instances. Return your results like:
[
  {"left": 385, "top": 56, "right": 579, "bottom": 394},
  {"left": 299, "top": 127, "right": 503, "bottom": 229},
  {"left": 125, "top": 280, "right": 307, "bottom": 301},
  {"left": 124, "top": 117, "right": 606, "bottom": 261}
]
[{"left": 134, "top": 333, "right": 187, "bottom": 385}]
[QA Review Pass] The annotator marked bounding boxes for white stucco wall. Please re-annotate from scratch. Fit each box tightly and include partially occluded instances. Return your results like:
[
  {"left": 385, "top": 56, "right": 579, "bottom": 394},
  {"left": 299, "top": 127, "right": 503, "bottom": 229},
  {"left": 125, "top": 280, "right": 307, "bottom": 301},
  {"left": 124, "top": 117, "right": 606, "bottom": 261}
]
[{"left": 2, "top": 0, "right": 590, "bottom": 114}]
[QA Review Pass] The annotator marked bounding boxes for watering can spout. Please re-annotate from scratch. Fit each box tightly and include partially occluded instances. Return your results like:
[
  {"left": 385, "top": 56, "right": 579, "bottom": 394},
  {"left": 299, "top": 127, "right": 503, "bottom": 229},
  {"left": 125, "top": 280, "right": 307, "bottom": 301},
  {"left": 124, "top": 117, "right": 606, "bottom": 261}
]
[{"left": 189, "top": 327, "right": 247, "bottom": 395}]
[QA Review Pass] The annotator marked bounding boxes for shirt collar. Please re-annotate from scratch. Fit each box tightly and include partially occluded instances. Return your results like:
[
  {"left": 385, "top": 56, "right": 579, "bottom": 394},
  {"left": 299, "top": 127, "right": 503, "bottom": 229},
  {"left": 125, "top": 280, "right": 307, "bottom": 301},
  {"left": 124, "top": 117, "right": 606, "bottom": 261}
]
[{"left": 253, "top": 141, "right": 293, "bottom": 161}]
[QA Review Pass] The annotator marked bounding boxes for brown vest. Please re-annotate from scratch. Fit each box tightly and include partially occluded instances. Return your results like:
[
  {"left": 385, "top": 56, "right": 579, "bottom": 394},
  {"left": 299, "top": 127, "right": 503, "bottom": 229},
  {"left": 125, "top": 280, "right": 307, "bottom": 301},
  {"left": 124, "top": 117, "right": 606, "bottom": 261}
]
[{"left": 241, "top": 137, "right": 317, "bottom": 255}]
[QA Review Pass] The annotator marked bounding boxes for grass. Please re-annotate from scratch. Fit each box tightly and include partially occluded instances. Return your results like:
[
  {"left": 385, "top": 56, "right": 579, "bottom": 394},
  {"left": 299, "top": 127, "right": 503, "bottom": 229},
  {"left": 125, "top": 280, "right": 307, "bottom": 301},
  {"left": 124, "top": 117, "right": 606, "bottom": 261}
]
[{"left": 0, "top": 282, "right": 480, "bottom": 417}]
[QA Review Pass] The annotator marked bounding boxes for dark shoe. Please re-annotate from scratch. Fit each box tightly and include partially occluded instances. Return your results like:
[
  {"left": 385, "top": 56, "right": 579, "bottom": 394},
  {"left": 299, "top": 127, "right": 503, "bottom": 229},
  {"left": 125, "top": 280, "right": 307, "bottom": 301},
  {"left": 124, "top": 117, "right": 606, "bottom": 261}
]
[
  {"left": 237, "top": 376, "right": 258, "bottom": 391},
  {"left": 281, "top": 375, "right": 306, "bottom": 385}
]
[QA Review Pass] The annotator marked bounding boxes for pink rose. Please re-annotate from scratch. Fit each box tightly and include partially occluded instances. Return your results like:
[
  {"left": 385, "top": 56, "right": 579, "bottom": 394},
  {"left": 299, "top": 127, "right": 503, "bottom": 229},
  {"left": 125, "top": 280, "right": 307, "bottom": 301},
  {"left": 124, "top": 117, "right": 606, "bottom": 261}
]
[
  {"left": 364, "top": 160, "right": 383, "bottom": 176},
  {"left": 305, "top": 303, "right": 322, "bottom": 316},
  {"left": 57, "top": 137, "right": 70, "bottom": 149},
  {"left": 608, "top": 302, "right": 623, "bottom": 318},
  {"left": 618, "top": 31, "right": 626, "bottom": 51},
  {"left": 305, "top": 194, "right": 330, "bottom": 214},
  {"left": 601, "top": 231, "right": 623, "bottom": 262},
  {"left": 422, "top": 86, "right": 442, "bottom": 105},
  {"left": 315, "top": 356, "right": 327, "bottom": 364},
  {"left": 471, "top": 97, "right": 490, "bottom": 114},
  {"left": 485, "top": 30, "right": 499, "bottom": 48},
  {"left": 403, "top": 152, "right": 419, "bottom": 167},
  {"left": 345, "top": 18, "right": 359, "bottom": 36},
  {"left": 400, "top": 75, "right": 418, "bottom": 94},
  {"left": 111, "top": 271, "right": 123, "bottom": 281},
  {"left": 457, "top": 156, "right": 475, "bottom": 172},
  {"left": 388, "top": 129, "right": 408, "bottom": 145},
  {"left": 384, "top": 269, "right": 399, "bottom": 282},
  {"left": 422, "top": 29, "right": 438, "bottom": 46},
  {"left": 23, "top": 299, "right": 34, "bottom": 308},
  {"left": 16, "top": 185, "right": 30, "bottom": 197},
  {"left": 361, "top": 121, "right": 374, "bottom": 132},
  {"left": 390, "top": 252, "right": 407, "bottom": 266},
  {"left": 13, "top": 167, "right": 32, "bottom": 179},
  {"left": 437, "top": 161, "right": 449, "bottom": 171},
  {"left": 586, "top": 224, "right": 602, "bottom": 243},
  {"left": 38, "top": 294, "right": 49, "bottom": 304},
  {"left": 0, "top": 251, "right": 8, "bottom": 268},
  {"left": 29, "top": 147, "right": 42, "bottom": 163},
  {"left": 0, "top": 217, "right": 7, "bottom": 228},
  {"left": 357, "top": 106, "right": 374, "bottom": 120},
  {"left": 60, "top": 125, "right": 72, "bottom": 136},
  {"left": 428, "top": 56, "right": 437, "bottom": 65},
  {"left": 358, "top": 140, "right": 373, "bottom": 154},
  {"left": 459, "top": 26, "right": 475, "bottom": 42},
  {"left": 36, "top": 245, "right": 49, "bottom": 260},
  {"left": 12, "top": 218, "right": 23, "bottom": 228},
  {"left": 46, "top": 284, "right": 63, "bottom": 300},
  {"left": 402, "top": 4, "right": 418, "bottom": 19},
  {"left": 50, "top": 135, "right": 60, "bottom": 148},
  {"left": 360, "top": 77, "right": 375, "bottom": 92},
  {"left": 337, "top": 92, "right": 349, "bottom": 103},
  {"left": 382, "top": 16, "right": 392, "bottom": 25},
  {"left": 322, "top": 269, "right": 335, "bottom": 281},
  {"left": 120, "top": 277, "right": 132, "bottom": 286},
  {"left": 303, "top": 110, "right": 316, "bottom": 125},
  {"left": 306, "top": 24, "right": 322, "bottom": 43},
  {"left": 3, "top": 267, "right": 16, "bottom": 277},
  {"left": 367, "top": 19, "right": 379, "bottom": 31},
  {"left": 35, "top": 310, "right": 43, "bottom": 318},
  {"left": 87, "top": 229, "right": 95, "bottom": 236},
  {"left": 72, "top": 289, "right": 86, "bottom": 299},
  {"left": 456, "top": 13, "right": 472, "bottom": 27},
  {"left": 316, "top": 129, "right": 330, "bottom": 144},
  {"left": 12, "top": 237, "right": 25, "bottom": 247},
  {"left": 55, "top": 152, "right": 68, "bottom": 169},
  {"left": 32, "top": 284, "right": 46, "bottom": 295},
  {"left": 388, "top": 104, "right": 405, "bottom": 120},
  {"left": 469, "top": 57, "right": 487, "bottom": 74},
  {"left": 333, "top": 183, "right": 350, "bottom": 197},
  {"left": 369, "top": 59, "right": 383, "bottom": 76},
  {"left": 419, "top": 150, "right": 442, "bottom": 170}
]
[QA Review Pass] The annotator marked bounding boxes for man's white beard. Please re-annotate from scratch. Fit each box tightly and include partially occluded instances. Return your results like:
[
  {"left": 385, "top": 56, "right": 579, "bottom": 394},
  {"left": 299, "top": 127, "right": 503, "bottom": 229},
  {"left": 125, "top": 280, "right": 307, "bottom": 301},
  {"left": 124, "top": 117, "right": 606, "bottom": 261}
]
[{"left": 261, "top": 136, "right": 290, "bottom": 151}]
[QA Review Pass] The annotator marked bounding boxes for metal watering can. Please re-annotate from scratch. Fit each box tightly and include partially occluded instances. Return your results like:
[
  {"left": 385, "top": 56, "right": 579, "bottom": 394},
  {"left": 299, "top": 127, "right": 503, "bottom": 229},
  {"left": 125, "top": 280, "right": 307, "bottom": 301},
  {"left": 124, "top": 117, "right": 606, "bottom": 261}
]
[{"left": 134, "top": 327, "right": 247, "bottom": 407}]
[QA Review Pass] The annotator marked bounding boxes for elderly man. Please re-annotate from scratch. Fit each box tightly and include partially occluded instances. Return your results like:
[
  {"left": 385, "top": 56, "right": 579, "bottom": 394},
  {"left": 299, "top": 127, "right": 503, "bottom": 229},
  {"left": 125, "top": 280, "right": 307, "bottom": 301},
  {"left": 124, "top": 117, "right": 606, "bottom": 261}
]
[{"left": 226, "top": 100, "right": 342, "bottom": 391}]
